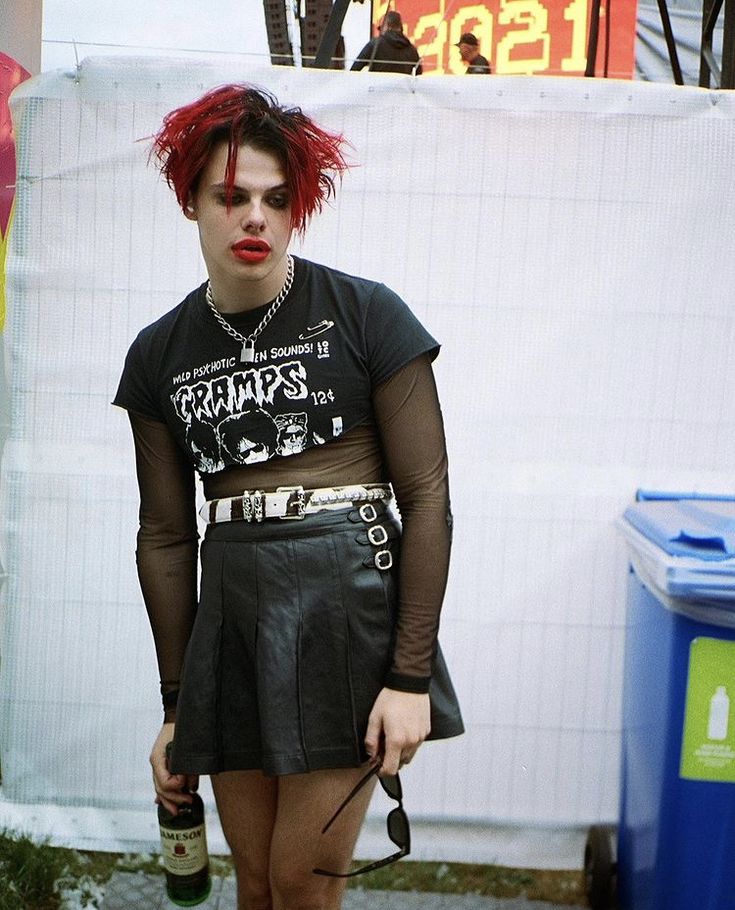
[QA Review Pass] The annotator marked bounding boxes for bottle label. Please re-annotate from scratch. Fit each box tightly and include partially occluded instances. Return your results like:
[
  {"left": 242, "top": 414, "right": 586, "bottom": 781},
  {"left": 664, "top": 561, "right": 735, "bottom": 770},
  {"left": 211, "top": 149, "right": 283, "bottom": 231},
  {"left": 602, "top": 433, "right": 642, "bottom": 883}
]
[{"left": 159, "top": 823, "right": 209, "bottom": 876}]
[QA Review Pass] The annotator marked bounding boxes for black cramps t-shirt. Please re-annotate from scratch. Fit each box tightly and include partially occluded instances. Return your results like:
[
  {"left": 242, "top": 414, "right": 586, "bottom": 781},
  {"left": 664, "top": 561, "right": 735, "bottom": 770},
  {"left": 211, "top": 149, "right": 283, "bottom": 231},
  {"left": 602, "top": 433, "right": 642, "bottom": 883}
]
[{"left": 114, "top": 257, "right": 439, "bottom": 473}]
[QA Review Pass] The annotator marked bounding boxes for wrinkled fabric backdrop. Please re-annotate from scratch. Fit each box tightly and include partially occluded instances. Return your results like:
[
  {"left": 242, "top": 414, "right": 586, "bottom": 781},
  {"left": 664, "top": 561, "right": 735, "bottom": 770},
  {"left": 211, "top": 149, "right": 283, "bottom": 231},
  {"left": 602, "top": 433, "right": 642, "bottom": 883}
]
[{"left": 2, "top": 58, "right": 735, "bottom": 863}]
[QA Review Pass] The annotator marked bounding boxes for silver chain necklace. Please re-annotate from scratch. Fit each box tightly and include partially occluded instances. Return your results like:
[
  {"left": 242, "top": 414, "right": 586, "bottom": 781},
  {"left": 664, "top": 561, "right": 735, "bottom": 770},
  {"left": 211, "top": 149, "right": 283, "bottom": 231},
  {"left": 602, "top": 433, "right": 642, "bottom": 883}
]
[{"left": 205, "top": 254, "right": 294, "bottom": 363}]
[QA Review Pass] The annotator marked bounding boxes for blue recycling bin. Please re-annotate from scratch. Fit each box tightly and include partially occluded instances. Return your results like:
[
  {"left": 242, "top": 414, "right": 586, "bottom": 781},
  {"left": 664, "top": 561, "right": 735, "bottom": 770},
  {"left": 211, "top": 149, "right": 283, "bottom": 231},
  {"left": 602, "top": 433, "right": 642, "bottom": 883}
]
[{"left": 616, "top": 494, "right": 735, "bottom": 910}]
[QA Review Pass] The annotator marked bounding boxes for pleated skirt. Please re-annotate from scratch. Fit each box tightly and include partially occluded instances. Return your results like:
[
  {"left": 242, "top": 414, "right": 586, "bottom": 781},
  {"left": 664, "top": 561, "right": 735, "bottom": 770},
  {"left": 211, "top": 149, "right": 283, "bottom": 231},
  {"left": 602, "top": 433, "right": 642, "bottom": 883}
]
[{"left": 170, "top": 501, "right": 464, "bottom": 777}]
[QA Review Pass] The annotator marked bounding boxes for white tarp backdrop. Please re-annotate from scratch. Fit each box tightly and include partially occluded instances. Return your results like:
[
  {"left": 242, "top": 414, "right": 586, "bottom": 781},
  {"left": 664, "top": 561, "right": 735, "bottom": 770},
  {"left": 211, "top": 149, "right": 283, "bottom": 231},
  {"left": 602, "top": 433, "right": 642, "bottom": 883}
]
[{"left": 2, "top": 58, "right": 735, "bottom": 865}]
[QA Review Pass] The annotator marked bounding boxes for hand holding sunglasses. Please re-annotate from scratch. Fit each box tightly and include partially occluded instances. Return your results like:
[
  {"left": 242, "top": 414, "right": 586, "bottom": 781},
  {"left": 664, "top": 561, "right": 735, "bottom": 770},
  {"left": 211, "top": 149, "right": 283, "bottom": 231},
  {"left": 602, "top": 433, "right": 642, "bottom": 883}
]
[{"left": 313, "top": 766, "right": 410, "bottom": 878}]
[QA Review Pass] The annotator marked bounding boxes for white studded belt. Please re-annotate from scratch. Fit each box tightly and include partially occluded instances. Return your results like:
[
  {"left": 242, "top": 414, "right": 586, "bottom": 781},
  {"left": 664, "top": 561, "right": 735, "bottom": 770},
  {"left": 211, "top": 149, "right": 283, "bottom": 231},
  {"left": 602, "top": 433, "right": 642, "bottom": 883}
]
[{"left": 199, "top": 484, "right": 393, "bottom": 524}]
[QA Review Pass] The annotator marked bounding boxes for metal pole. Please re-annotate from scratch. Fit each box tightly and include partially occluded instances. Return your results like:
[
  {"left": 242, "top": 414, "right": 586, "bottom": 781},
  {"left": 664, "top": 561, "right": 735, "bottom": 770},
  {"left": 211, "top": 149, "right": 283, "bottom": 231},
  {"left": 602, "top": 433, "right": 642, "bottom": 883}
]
[
  {"left": 656, "top": 0, "right": 685, "bottom": 84},
  {"left": 313, "top": 0, "right": 352, "bottom": 67},
  {"left": 585, "top": 0, "right": 603, "bottom": 76},
  {"left": 700, "top": 0, "right": 724, "bottom": 87},
  {"left": 722, "top": 0, "right": 735, "bottom": 87}
]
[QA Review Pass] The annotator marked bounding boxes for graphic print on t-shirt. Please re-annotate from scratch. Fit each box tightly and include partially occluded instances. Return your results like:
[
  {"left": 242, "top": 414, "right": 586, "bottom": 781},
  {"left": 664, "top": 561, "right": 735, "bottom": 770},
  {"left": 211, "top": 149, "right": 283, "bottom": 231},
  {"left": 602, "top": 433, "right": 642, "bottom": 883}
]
[
  {"left": 113, "top": 260, "right": 439, "bottom": 476},
  {"left": 170, "top": 342, "right": 340, "bottom": 473}
]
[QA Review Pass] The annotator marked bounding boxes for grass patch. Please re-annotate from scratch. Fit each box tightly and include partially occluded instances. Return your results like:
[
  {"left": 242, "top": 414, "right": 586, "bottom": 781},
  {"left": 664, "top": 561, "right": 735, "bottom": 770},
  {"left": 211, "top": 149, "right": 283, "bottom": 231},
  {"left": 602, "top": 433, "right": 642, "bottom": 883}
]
[
  {"left": 0, "top": 828, "right": 81, "bottom": 909},
  {"left": 344, "top": 860, "right": 586, "bottom": 905},
  {"left": 0, "top": 829, "right": 586, "bottom": 908}
]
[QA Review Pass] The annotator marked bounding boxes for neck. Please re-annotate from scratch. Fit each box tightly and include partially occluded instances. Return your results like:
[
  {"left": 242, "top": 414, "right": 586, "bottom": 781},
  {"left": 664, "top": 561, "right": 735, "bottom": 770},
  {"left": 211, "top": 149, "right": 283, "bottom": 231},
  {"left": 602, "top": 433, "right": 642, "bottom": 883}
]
[{"left": 208, "top": 256, "right": 291, "bottom": 314}]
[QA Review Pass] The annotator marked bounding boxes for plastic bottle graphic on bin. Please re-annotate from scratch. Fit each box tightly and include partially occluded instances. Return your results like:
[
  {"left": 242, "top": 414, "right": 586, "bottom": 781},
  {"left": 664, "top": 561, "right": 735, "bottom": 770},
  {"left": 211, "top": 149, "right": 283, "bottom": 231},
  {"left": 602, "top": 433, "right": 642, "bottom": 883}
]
[
  {"left": 707, "top": 686, "right": 730, "bottom": 741},
  {"left": 584, "top": 492, "right": 735, "bottom": 910}
]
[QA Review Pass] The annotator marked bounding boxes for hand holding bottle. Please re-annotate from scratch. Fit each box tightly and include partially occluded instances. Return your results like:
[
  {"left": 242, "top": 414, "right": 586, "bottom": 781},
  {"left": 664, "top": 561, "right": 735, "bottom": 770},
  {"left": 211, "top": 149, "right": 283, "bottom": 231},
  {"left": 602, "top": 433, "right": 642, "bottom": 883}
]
[
  {"left": 150, "top": 722, "right": 200, "bottom": 815},
  {"left": 156, "top": 732, "right": 211, "bottom": 906}
]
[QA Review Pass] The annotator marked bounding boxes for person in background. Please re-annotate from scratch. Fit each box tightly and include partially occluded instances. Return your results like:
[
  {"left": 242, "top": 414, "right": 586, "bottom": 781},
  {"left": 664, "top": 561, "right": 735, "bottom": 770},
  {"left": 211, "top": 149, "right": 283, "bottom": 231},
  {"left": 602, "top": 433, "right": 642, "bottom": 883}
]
[
  {"left": 351, "top": 10, "right": 423, "bottom": 75},
  {"left": 456, "top": 32, "right": 492, "bottom": 74},
  {"left": 114, "top": 84, "right": 463, "bottom": 910}
]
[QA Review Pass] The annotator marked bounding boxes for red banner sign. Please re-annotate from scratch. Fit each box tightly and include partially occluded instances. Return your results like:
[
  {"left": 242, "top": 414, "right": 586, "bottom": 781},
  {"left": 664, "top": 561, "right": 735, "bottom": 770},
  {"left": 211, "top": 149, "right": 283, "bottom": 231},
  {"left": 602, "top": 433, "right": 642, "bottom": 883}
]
[
  {"left": 372, "top": 0, "right": 638, "bottom": 78},
  {"left": 1, "top": 52, "right": 31, "bottom": 331}
]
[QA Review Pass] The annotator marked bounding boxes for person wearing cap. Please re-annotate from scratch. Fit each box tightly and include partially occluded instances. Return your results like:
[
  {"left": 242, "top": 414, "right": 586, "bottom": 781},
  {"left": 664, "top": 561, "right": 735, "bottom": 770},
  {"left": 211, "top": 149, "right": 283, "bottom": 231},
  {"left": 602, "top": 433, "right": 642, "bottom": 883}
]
[
  {"left": 455, "top": 33, "right": 491, "bottom": 74},
  {"left": 351, "top": 10, "right": 423, "bottom": 75}
]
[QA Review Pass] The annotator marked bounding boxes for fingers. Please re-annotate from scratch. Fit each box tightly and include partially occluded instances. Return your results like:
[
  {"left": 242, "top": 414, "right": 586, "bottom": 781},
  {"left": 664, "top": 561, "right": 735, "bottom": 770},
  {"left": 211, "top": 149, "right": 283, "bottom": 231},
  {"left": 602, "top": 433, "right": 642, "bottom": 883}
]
[
  {"left": 379, "top": 742, "right": 422, "bottom": 776},
  {"left": 364, "top": 709, "right": 384, "bottom": 764},
  {"left": 380, "top": 739, "right": 402, "bottom": 777},
  {"left": 149, "top": 725, "right": 193, "bottom": 816},
  {"left": 366, "top": 688, "right": 431, "bottom": 777},
  {"left": 185, "top": 774, "right": 200, "bottom": 793},
  {"left": 152, "top": 769, "right": 193, "bottom": 815},
  {"left": 156, "top": 791, "right": 187, "bottom": 816},
  {"left": 380, "top": 738, "right": 422, "bottom": 775}
]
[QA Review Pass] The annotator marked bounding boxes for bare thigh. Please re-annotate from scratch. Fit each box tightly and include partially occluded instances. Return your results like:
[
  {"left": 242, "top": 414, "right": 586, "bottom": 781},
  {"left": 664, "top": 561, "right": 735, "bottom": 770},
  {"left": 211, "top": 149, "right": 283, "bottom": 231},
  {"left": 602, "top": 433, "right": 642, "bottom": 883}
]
[
  {"left": 213, "top": 765, "right": 376, "bottom": 910},
  {"left": 211, "top": 770, "right": 278, "bottom": 909}
]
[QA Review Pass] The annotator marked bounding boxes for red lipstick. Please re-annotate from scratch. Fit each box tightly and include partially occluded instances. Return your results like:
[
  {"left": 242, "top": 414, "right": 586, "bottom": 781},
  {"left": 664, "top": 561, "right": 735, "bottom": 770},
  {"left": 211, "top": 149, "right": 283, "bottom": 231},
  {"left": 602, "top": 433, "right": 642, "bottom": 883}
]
[{"left": 232, "top": 238, "right": 271, "bottom": 263}]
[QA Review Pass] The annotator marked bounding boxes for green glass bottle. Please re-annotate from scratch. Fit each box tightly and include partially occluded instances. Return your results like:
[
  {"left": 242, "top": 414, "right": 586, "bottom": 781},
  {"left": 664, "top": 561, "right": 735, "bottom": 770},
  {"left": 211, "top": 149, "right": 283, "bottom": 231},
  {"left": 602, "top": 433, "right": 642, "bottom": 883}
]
[{"left": 158, "top": 744, "right": 211, "bottom": 906}]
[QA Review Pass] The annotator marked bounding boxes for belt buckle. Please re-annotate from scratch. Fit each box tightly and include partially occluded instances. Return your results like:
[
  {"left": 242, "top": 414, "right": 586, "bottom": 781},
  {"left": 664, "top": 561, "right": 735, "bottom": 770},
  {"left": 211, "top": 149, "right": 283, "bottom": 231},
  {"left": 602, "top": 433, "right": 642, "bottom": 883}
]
[
  {"left": 359, "top": 502, "right": 378, "bottom": 523},
  {"left": 275, "top": 485, "right": 306, "bottom": 520},
  {"left": 367, "top": 524, "right": 388, "bottom": 546},
  {"left": 375, "top": 549, "right": 393, "bottom": 570},
  {"left": 253, "top": 490, "right": 265, "bottom": 523}
]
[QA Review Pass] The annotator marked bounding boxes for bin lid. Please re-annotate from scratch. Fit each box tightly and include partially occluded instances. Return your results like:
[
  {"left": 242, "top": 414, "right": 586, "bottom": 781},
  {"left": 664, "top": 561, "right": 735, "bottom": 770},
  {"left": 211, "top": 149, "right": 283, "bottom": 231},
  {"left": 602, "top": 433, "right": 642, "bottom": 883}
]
[
  {"left": 620, "top": 496, "right": 735, "bottom": 613},
  {"left": 623, "top": 499, "right": 735, "bottom": 560}
]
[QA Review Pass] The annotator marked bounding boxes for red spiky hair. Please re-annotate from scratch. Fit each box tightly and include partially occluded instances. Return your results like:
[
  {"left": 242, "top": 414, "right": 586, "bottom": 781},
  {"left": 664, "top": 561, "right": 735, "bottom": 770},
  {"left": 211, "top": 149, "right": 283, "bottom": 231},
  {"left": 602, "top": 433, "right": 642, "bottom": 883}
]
[{"left": 151, "top": 84, "right": 350, "bottom": 237}]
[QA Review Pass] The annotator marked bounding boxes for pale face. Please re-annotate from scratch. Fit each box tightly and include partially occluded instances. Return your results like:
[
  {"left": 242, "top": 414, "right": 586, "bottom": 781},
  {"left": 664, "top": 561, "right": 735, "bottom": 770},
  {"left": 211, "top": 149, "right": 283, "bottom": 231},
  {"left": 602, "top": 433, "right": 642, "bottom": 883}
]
[
  {"left": 186, "top": 142, "right": 293, "bottom": 312},
  {"left": 458, "top": 42, "right": 475, "bottom": 63}
]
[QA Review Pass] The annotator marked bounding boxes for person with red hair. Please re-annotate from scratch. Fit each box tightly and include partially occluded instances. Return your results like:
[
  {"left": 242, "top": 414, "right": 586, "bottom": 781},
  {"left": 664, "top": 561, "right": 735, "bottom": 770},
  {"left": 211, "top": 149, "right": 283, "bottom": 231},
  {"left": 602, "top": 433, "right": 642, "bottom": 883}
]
[{"left": 114, "top": 84, "right": 462, "bottom": 909}]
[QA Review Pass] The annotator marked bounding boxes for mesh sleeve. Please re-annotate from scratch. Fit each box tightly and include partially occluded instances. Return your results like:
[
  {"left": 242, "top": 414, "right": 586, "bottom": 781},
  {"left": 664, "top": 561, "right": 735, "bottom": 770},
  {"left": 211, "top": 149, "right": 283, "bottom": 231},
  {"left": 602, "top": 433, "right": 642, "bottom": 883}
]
[
  {"left": 129, "top": 412, "right": 200, "bottom": 721},
  {"left": 372, "top": 354, "right": 452, "bottom": 693}
]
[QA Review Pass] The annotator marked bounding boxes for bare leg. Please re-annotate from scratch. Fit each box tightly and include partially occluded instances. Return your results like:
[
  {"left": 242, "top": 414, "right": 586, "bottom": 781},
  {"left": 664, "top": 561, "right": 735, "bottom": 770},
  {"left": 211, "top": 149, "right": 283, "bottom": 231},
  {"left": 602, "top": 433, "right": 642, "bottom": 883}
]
[
  {"left": 270, "top": 765, "right": 377, "bottom": 910},
  {"left": 212, "top": 764, "right": 376, "bottom": 910},
  {"left": 211, "top": 770, "right": 278, "bottom": 910}
]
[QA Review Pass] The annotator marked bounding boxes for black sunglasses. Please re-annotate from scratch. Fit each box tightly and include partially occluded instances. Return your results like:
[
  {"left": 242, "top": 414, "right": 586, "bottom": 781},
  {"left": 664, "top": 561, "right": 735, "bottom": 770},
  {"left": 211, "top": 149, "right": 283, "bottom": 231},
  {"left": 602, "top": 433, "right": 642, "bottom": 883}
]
[{"left": 313, "top": 767, "right": 411, "bottom": 877}]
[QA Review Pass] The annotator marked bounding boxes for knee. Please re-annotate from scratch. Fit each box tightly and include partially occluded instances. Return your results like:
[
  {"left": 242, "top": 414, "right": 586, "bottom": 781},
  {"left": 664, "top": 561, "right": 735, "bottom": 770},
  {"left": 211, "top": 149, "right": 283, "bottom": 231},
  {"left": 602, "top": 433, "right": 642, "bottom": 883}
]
[
  {"left": 230, "top": 852, "right": 272, "bottom": 910},
  {"left": 270, "top": 866, "right": 339, "bottom": 910}
]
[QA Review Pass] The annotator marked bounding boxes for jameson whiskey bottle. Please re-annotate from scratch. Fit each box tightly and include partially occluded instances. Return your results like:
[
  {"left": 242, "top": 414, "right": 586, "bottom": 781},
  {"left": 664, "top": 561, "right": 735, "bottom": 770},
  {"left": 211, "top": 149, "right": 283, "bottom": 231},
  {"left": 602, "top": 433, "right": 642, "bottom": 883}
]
[{"left": 158, "top": 743, "right": 211, "bottom": 906}]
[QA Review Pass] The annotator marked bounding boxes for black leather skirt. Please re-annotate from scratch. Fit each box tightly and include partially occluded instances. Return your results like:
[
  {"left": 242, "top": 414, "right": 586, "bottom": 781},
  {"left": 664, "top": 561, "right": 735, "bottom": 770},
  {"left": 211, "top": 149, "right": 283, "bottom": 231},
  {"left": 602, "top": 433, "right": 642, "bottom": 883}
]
[{"left": 170, "top": 501, "right": 464, "bottom": 777}]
